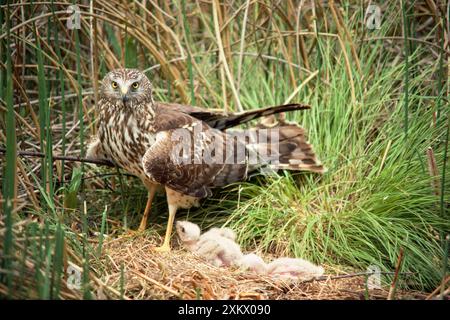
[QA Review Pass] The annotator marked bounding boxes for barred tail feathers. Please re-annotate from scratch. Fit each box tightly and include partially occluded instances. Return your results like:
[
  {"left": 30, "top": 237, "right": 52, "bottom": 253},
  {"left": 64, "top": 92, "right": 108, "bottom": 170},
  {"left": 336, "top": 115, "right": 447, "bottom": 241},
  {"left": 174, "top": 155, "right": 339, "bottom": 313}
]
[{"left": 247, "top": 125, "right": 326, "bottom": 174}]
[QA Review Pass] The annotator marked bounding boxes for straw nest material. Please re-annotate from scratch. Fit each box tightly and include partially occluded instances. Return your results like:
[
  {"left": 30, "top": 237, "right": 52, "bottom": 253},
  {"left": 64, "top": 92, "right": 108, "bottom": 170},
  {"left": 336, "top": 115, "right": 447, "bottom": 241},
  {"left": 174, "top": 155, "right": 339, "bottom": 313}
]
[{"left": 92, "top": 234, "right": 428, "bottom": 300}]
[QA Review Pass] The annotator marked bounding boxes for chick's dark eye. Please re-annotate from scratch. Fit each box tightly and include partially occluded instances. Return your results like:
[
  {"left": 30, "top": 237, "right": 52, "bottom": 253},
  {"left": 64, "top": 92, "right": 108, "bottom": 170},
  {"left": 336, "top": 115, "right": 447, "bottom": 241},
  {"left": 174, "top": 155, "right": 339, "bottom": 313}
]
[
  {"left": 111, "top": 81, "right": 118, "bottom": 89},
  {"left": 132, "top": 82, "right": 139, "bottom": 89},
  {"left": 181, "top": 227, "right": 185, "bottom": 233}
]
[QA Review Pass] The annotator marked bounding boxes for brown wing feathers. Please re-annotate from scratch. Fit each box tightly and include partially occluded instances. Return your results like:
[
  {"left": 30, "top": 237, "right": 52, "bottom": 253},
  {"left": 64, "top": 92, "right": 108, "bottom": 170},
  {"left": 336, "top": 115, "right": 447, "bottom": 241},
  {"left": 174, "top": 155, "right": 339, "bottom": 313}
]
[
  {"left": 142, "top": 103, "right": 324, "bottom": 198},
  {"left": 142, "top": 121, "right": 249, "bottom": 198}
]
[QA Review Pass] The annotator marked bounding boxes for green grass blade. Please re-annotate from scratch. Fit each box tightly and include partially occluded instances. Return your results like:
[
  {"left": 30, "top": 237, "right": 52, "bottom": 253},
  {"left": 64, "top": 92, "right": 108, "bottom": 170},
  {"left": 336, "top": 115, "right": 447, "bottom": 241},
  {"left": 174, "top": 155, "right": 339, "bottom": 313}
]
[
  {"left": 181, "top": 0, "right": 195, "bottom": 105},
  {"left": 1, "top": 2, "right": 16, "bottom": 297},
  {"left": 50, "top": 0, "right": 67, "bottom": 187},
  {"left": 401, "top": 0, "right": 410, "bottom": 137},
  {"left": 51, "top": 222, "right": 65, "bottom": 299},
  {"left": 97, "top": 205, "right": 108, "bottom": 256}
]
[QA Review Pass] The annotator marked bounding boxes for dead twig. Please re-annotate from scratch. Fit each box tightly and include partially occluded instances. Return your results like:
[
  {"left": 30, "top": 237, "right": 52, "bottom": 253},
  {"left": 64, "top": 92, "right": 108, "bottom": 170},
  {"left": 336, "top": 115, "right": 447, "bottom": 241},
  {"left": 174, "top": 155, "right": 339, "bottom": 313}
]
[
  {"left": 425, "top": 276, "right": 450, "bottom": 300},
  {"left": 0, "top": 148, "right": 115, "bottom": 167},
  {"left": 129, "top": 269, "right": 181, "bottom": 297},
  {"left": 388, "top": 248, "right": 405, "bottom": 300},
  {"left": 301, "top": 270, "right": 414, "bottom": 285}
]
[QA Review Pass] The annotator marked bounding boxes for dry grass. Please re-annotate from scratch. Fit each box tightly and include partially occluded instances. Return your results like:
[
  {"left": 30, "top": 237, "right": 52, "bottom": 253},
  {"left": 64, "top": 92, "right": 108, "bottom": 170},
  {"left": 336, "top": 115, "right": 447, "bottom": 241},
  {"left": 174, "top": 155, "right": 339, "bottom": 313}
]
[
  {"left": 1, "top": 0, "right": 448, "bottom": 299},
  {"left": 92, "top": 235, "right": 428, "bottom": 300},
  {"left": 0, "top": 217, "right": 439, "bottom": 300}
]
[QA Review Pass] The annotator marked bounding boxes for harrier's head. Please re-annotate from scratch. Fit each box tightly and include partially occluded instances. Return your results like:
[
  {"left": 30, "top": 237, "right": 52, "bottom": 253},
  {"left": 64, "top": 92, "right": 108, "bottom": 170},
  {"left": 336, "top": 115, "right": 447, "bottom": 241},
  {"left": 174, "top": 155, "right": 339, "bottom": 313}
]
[
  {"left": 175, "top": 221, "right": 200, "bottom": 243},
  {"left": 100, "top": 68, "right": 153, "bottom": 106}
]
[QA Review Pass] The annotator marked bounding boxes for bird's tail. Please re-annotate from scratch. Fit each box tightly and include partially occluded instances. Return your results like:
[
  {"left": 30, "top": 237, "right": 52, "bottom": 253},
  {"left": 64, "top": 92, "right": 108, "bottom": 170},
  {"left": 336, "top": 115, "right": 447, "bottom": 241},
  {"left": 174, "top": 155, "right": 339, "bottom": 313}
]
[{"left": 243, "top": 124, "right": 326, "bottom": 174}]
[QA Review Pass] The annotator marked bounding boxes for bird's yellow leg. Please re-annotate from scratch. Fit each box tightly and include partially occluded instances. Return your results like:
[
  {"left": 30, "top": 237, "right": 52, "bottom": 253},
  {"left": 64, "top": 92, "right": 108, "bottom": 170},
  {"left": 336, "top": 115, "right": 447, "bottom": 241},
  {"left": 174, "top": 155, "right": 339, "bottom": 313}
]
[
  {"left": 153, "top": 204, "right": 177, "bottom": 252},
  {"left": 137, "top": 185, "right": 157, "bottom": 232}
]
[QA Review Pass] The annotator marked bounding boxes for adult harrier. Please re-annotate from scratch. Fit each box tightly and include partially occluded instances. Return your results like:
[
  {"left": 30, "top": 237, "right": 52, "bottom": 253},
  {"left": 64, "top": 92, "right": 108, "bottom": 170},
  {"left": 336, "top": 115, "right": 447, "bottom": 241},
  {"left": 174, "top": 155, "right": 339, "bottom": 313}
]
[{"left": 88, "top": 68, "right": 324, "bottom": 251}]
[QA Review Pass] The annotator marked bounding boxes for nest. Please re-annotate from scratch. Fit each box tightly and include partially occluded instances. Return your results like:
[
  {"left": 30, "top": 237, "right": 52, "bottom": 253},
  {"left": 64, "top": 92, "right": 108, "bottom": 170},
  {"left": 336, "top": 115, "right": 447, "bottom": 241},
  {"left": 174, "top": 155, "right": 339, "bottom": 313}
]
[{"left": 92, "top": 235, "right": 427, "bottom": 300}]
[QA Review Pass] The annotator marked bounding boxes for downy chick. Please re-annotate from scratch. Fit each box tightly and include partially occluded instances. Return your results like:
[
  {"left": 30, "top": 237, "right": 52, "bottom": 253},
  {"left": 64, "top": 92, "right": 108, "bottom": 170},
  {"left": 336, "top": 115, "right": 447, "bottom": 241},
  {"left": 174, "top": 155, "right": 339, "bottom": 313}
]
[
  {"left": 176, "top": 221, "right": 243, "bottom": 267},
  {"left": 237, "top": 253, "right": 268, "bottom": 275},
  {"left": 202, "top": 227, "right": 236, "bottom": 242},
  {"left": 266, "top": 257, "right": 324, "bottom": 280},
  {"left": 175, "top": 220, "right": 201, "bottom": 252}
]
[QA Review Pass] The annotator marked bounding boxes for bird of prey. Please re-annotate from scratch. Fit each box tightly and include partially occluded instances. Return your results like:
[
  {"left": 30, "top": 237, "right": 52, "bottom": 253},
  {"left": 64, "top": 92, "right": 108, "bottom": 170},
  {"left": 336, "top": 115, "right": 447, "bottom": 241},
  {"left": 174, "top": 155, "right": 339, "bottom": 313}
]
[{"left": 89, "top": 68, "right": 324, "bottom": 252}]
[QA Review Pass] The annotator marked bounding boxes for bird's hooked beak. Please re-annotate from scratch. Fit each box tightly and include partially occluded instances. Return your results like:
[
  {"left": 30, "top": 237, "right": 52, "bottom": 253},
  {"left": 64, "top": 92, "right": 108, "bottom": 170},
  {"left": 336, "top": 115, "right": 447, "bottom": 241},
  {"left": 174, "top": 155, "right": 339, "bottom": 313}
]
[{"left": 120, "top": 86, "right": 129, "bottom": 103}]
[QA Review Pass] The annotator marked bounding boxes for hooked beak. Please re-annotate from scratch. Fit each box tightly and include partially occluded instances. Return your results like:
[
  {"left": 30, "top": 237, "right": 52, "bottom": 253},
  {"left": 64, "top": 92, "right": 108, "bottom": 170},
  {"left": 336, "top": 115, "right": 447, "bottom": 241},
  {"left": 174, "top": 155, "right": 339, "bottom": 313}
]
[{"left": 120, "top": 87, "right": 129, "bottom": 103}]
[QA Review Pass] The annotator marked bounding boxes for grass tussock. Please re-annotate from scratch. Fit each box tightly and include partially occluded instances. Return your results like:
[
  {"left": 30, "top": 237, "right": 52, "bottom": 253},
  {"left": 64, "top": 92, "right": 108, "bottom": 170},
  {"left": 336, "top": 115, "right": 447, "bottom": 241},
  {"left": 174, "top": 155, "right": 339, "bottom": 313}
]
[{"left": 0, "top": 1, "right": 449, "bottom": 298}]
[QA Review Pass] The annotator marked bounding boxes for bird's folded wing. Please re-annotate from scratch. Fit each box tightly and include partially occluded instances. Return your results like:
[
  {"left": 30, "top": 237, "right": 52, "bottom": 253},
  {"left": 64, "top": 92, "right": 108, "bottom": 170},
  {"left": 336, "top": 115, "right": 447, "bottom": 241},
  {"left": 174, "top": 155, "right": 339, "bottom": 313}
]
[{"left": 142, "top": 113, "right": 248, "bottom": 198}]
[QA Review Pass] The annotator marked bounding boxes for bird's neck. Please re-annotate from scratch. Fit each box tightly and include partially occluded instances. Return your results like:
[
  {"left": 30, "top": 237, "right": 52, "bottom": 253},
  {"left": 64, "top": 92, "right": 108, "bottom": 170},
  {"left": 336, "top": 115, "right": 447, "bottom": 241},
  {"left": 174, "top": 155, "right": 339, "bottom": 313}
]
[{"left": 99, "top": 98, "right": 156, "bottom": 128}]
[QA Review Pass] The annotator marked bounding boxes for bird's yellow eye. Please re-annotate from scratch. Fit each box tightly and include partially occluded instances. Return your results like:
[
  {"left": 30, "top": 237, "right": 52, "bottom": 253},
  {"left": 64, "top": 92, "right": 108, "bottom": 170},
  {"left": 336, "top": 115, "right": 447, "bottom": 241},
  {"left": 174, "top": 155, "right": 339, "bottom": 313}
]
[
  {"left": 111, "top": 81, "right": 118, "bottom": 89},
  {"left": 132, "top": 82, "right": 139, "bottom": 89}
]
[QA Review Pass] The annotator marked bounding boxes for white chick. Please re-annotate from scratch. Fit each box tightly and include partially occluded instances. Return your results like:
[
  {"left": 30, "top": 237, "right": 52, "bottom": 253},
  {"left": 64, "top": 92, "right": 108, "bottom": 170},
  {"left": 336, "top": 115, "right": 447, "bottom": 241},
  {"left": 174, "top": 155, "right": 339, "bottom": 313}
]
[
  {"left": 202, "top": 227, "right": 236, "bottom": 241},
  {"left": 237, "top": 253, "right": 268, "bottom": 275},
  {"left": 266, "top": 257, "right": 324, "bottom": 280},
  {"left": 176, "top": 221, "right": 243, "bottom": 267},
  {"left": 175, "top": 220, "right": 201, "bottom": 252},
  {"left": 195, "top": 236, "right": 243, "bottom": 267}
]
